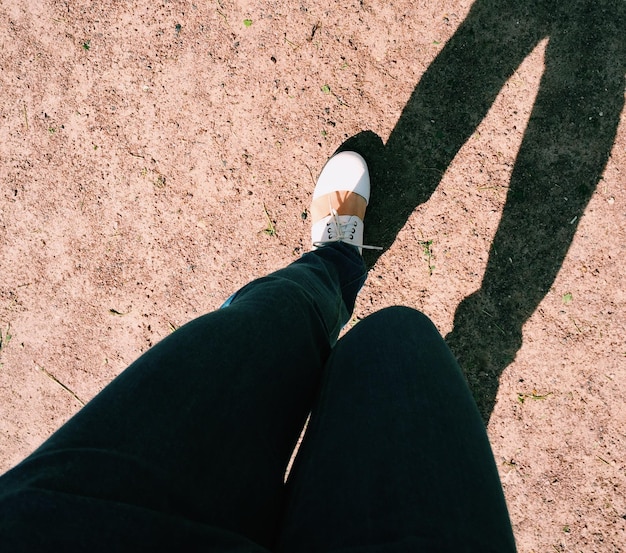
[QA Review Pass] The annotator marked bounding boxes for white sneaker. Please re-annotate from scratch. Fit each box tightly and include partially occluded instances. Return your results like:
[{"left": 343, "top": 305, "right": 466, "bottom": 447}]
[{"left": 310, "top": 151, "right": 381, "bottom": 254}]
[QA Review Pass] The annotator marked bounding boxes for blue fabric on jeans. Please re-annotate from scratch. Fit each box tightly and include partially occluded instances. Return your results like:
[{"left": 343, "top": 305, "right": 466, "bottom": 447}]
[{"left": 0, "top": 242, "right": 515, "bottom": 551}]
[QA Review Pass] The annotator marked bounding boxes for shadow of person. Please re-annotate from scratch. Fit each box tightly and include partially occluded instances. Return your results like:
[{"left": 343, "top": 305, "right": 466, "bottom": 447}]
[{"left": 339, "top": 0, "right": 625, "bottom": 421}]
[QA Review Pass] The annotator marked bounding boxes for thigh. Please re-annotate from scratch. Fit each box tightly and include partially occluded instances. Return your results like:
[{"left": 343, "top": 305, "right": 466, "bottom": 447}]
[
  {"left": 278, "top": 306, "right": 516, "bottom": 552},
  {"left": 0, "top": 247, "right": 364, "bottom": 550}
]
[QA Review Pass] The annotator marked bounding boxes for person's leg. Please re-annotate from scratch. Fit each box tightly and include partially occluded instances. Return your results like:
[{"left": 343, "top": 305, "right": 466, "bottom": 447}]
[
  {"left": 0, "top": 242, "right": 365, "bottom": 552},
  {"left": 278, "top": 306, "right": 516, "bottom": 552}
]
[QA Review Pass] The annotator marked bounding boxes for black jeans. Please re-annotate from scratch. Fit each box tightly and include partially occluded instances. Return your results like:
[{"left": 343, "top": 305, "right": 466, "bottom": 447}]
[{"left": 0, "top": 243, "right": 516, "bottom": 552}]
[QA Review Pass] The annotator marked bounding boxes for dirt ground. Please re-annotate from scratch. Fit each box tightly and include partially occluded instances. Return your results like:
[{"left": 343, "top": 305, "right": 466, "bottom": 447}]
[{"left": 1, "top": 0, "right": 625, "bottom": 550}]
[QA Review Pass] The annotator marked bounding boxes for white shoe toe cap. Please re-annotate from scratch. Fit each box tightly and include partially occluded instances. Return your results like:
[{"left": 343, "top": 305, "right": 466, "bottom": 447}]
[{"left": 312, "top": 151, "right": 370, "bottom": 204}]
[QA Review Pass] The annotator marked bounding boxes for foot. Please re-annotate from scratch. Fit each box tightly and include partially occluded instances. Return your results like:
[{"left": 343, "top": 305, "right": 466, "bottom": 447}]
[{"left": 310, "top": 151, "right": 380, "bottom": 254}]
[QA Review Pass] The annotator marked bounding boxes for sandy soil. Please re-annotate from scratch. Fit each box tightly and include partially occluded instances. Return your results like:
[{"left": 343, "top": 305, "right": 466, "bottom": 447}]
[{"left": 1, "top": 0, "right": 625, "bottom": 551}]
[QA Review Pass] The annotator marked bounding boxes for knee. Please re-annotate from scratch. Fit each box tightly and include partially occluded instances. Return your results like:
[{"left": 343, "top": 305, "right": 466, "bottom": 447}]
[{"left": 361, "top": 306, "right": 440, "bottom": 338}]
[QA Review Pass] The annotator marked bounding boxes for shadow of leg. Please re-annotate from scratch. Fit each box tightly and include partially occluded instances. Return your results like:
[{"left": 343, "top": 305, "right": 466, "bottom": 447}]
[
  {"left": 447, "top": 3, "right": 626, "bottom": 421},
  {"left": 358, "top": 0, "right": 547, "bottom": 266}
]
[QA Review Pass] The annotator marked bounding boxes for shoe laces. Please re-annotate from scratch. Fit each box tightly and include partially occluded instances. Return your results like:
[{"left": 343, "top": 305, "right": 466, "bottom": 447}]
[{"left": 313, "top": 208, "right": 382, "bottom": 251}]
